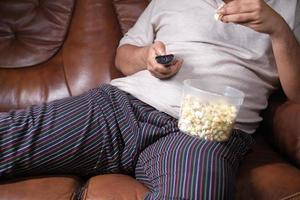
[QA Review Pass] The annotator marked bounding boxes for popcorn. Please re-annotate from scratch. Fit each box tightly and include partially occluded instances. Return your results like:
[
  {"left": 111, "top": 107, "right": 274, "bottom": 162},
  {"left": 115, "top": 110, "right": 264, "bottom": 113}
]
[
  {"left": 214, "top": 13, "right": 222, "bottom": 21},
  {"left": 178, "top": 95, "right": 237, "bottom": 142},
  {"left": 214, "top": 4, "right": 225, "bottom": 21}
]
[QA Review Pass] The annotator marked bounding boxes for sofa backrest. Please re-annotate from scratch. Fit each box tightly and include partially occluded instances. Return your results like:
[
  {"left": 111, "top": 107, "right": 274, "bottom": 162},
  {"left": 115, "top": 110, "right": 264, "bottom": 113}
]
[{"left": 0, "top": 0, "right": 149, "bottom": 111}]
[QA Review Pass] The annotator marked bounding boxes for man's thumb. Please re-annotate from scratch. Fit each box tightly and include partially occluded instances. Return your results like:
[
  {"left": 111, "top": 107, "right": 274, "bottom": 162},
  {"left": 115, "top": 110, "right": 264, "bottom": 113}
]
[{"left": 153, "top": 41, "right": 166, "bottom": 55}]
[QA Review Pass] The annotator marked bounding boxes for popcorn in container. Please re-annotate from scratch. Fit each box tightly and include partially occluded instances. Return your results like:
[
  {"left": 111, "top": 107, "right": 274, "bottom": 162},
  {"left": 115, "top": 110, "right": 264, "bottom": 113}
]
[{"left": 178, "top": 79, "right": 245, "bottom": 142}]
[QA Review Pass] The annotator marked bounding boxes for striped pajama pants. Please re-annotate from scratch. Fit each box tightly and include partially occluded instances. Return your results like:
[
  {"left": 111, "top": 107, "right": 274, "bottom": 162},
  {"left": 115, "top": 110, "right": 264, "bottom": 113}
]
[{"left": 0, "top": 84, "right": 255, "bottom": 200}]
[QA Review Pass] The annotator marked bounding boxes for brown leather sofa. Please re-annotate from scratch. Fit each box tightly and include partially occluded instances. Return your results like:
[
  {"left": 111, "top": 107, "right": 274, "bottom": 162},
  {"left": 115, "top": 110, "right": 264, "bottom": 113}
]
[{"left": 0, "top": 0, "right": 299, "bottom": 199}]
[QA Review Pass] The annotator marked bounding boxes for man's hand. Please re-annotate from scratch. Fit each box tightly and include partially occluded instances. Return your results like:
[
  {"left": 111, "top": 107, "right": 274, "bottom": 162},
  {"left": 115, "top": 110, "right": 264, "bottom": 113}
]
[
  {"left": 145, "top": 41, "right": 183, "bottom": 79},
  {"left": 115, "top": 42, "right": 183, "bottom": 79},
  {"left": 218, "top": 0, "right": 300, "bottom": 103},
  {"left": 218, "top": 0, "right": 285, "bottom": 36}
]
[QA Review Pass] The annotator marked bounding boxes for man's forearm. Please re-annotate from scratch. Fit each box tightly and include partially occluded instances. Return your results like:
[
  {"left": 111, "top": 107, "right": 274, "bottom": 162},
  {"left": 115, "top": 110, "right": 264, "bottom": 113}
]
[
  {"left": 271, "top": 20, "right": 300, "bottom": 102},
  {"left": 115, "top": 44, "right": 148, "bottom": 76}
]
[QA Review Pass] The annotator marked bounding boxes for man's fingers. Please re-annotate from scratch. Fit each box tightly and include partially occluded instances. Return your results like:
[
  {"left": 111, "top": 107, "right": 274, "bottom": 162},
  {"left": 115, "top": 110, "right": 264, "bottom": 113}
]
[
  {"left": 149, "top": 59, "right": 183, "bottom": 79},
  {"left": 221, "top": 12, "right": 256, "bottom": 23},
  {"left": 172, "top": 59, "right": 183, "bottom": 73},
  {"left": 148, "top": 59, "right": 170, "bottom": 74},
  {"left": 147, "top": 41, "right": 183, "bottom": 79},
  {"left": 149, "top": 66, "right": 171, "bottom": 79},
  {"left": 221, "top": 0, "right": 253, "bottom": 8},
  {"left": 218, "top": 3, "right": 255, "bottom": 15},
  {"left": 154, "top": 64, "right": 172, "bottom": 75},
  {"left": 237, "top": 21, "right": 259, "bottom": 30},
  {"left": 153, "top": 41, "right": 166, "bottom": 55}
]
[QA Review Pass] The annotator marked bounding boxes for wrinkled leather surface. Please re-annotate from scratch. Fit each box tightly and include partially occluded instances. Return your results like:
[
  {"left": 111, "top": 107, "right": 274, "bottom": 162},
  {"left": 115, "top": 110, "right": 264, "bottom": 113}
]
[
  {"left": 114, "top": 0, "right": 149, "bottom": 35},
  {"left": 0, "top": 176, "right": 80, "bottom": 200},
  {"left": 0, "top": 0, "right": 124, "bottom": 111},
  {"left": 81, "top": 174, "right": 149, "bottom": 200},
  {"left": 281, "top": 192, "right": 300, "bottom": 200},
  {"left": 0, "top": 0, "right": 300, "bottom": 200},
  {"left": 0, "top": 0, "right": 74, "bottom": 68}
]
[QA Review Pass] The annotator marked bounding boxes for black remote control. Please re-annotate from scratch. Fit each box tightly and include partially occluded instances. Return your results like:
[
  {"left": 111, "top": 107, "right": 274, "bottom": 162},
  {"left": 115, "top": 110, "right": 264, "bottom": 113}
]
[{"left": 155, "top": 54, "right": 174, "bottom": 66}]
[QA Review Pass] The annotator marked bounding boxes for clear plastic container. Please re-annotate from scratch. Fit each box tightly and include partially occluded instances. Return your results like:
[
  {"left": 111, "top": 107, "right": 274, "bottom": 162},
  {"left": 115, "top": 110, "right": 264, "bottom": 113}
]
[{"left": 178, "top": 79, "right": 245, "bottom": 142}]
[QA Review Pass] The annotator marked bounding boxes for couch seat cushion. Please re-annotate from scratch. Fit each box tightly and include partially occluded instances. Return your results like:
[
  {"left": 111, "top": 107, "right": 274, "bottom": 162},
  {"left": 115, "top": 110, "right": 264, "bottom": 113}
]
[
  {"left": 0, "top": 176, "right": 80, "bottom": 200},
  {"left": 82, "top": 174, "right": 149, "bottom": 200}
]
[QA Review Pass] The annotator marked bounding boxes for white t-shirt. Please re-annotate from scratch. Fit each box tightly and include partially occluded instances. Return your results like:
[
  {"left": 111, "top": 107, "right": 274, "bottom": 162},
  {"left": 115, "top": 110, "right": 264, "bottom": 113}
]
[{"left": 111, "top": 0, "right": 300, "bottom": 134}]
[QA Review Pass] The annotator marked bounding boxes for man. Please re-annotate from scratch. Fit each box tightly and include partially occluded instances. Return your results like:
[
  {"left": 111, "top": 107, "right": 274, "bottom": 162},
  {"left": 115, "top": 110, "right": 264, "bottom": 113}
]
[{"left": 1, "top": 0, "right": 299, "bottom": 199}]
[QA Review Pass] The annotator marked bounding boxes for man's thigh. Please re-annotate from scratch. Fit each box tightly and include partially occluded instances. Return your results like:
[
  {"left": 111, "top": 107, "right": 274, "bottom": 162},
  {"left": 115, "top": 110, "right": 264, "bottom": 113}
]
[
  {"left": 0, "top": 85, "right": 140, "bottom": 178},
  {"left": 135, "top": 130, "right": 255, "bottom": 200}
]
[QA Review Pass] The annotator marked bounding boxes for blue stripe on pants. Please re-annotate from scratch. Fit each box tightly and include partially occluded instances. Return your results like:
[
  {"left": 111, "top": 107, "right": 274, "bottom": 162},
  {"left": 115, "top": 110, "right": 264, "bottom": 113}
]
[{"left": 0, "top": 84, "right": 254, "bottom": 199}]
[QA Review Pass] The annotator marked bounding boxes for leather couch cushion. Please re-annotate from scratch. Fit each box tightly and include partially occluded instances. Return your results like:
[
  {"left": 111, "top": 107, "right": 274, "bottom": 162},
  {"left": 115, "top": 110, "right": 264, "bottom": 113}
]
[
  {"left": 62, "top": 0, "right": 124, "bottom": 96},
  {"left": 0, "top": 52, "right": 71, "bottom": 111},
  {"left": 0, "top": 0, "right": 126, "bottom": 111},
  {"left": 0, "top": 176, "right": 80, "bottom": 200},
  {"left": 82, "top": 174, "right": 149, "bottom": 200},
  {"left": 114, "top": 0, "right": 149, "bottom": 35},
  {"left": 0, "top": 0, "right": 75, "bottom": 68}
]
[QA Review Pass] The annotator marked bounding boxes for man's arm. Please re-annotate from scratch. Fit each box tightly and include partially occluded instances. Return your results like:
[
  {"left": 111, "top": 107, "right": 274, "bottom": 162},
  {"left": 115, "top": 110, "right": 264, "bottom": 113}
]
[
  {"left": 114, "top": 0, "right": 183, "bottom": 79},
  {"left": 219, "top": 0, "right": 300, "bottom": 102},
  {"left": 115, "top": 44, "right": 148, "bottom": 76},
  {"left": 270, "top": 21, "right": 300, "bottom": 103}
]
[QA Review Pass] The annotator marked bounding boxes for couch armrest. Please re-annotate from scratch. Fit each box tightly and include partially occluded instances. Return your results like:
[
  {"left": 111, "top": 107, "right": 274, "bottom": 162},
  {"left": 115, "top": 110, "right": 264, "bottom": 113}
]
[
  {"left": 237, "top": 136, "right": 300, "bottom": 200},
  {"left": 263, "top": 90, "right": 300, "bottom": 168}
]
